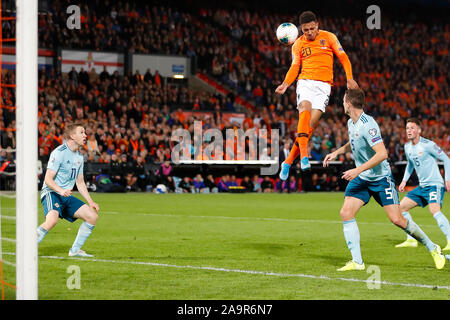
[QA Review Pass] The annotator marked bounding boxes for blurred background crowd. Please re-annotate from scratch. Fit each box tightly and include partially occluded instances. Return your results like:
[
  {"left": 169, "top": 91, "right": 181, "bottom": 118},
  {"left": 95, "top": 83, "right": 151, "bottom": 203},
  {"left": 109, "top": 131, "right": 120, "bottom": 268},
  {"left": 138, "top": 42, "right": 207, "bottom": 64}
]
[{"left": 0, "top": 0, "right": 448, "bottom": 192}]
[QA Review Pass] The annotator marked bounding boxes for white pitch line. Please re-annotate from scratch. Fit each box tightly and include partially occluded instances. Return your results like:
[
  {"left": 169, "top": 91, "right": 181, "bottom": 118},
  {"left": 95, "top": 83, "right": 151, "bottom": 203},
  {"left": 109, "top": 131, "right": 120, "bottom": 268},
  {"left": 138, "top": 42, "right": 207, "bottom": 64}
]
[
  {"left": 0, "top": 237, "right": 16, "bottom": 243},
  {"left": 0, "top": 259, "right": 16, "bottom": 267},
  {"left": 0, "top": 193, "right": 16, "bottom": 199},
  {"left": 1, "top": 215, "right": 16, "bottom": 220},
  {"left": 32, "top": 254, "right": 450, "bottom": 291},
  {"left": 3, "top": 251, "right": 449, "bottom": 290}
]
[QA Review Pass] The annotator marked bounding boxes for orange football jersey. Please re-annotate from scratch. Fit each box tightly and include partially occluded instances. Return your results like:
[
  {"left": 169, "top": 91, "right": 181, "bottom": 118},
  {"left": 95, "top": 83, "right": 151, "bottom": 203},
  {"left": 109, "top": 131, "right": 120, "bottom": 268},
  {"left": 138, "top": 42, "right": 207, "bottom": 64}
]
[{"left": 284, "top": 30, "right": 353, "bottom": 85}]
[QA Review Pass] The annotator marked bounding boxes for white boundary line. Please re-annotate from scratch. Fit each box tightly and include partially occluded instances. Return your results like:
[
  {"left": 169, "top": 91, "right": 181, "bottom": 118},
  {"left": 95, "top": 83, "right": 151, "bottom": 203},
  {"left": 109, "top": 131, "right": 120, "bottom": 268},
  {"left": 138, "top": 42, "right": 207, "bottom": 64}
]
[
  {"left": 0, "top": 193, "right": 16, "bottom": 199},
  {"left": 1, "top": 211, "right": 448, "bottom": 291},
  {"left": 2, "top": 252, "right": 445, "bottom": 291},
  {"left": 1, "top": 253, "right": 16, "bottom": 267},
  {"left": 0, "top": 259, "right": 16, "bottom": 267},
  {"left": 1, "top": 215, "right": 16, "bottom": 220}
]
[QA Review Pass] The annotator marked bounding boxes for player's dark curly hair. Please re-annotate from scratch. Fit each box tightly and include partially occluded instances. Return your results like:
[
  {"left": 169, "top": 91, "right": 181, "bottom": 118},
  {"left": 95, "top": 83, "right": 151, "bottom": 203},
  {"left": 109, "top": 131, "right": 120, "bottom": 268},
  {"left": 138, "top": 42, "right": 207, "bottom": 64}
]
[{"left": 299, "top": 11, "right": 317, "bottom": 25}]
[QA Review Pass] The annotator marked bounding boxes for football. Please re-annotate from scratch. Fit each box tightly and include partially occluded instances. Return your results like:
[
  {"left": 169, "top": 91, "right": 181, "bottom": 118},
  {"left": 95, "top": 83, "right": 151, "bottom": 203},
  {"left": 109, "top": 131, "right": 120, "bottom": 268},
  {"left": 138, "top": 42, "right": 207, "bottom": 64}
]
[
  {"left": 276, "top": 22, "right": 298, "bottom": 45},
  {"left": 154, "top": 184, "right": 168, "bottom": 194}
]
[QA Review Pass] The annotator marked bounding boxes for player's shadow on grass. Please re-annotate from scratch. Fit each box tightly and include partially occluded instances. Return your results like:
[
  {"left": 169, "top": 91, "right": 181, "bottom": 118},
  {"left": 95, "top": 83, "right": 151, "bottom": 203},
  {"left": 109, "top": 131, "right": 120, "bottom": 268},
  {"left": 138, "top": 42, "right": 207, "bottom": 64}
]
[
  {"left": 307, "top": 253, "right": 347, "bottom": 267},
  {"left": 38, "top": 244, "right": 72, "bottom": 257},
  {"left": 237, "top": 242, "right": 295, "bottom": 256}
]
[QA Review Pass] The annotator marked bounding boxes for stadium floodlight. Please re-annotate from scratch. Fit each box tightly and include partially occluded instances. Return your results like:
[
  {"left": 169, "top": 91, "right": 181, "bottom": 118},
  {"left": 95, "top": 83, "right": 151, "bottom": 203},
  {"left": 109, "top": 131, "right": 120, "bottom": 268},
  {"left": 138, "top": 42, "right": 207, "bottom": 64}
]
[{"left": 15, "top": 0, "right": 38, "bottom": 300}]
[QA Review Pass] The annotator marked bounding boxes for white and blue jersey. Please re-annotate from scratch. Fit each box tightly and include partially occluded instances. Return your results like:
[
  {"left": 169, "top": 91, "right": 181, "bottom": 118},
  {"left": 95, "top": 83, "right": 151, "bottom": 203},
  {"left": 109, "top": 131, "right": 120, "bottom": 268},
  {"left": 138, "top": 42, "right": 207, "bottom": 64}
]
[
  {"left": 403, "top": 137, "right": 450, "bottom": 188},
  {"left": 345, "top": 112, "right": 399, "bottom": 206},
  {"left": 402, "top": 137, "right": 449, "bottom": 208},
  {"left": 347, "top": 112, "right": 392, "bottom": 181},
  {"left": 41, "top": 143, "right": 84, "bottom": 200},
  {"left": 40, "top": 143, "right": 85, "bottom": 222}
]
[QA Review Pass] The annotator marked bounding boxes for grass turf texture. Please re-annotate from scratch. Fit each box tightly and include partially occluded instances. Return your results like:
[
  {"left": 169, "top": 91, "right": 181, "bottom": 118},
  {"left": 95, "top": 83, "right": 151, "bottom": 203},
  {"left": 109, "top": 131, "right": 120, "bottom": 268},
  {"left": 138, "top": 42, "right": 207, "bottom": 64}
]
[{"left": 1, "top": 192, "right": 449, "bottom": 300}]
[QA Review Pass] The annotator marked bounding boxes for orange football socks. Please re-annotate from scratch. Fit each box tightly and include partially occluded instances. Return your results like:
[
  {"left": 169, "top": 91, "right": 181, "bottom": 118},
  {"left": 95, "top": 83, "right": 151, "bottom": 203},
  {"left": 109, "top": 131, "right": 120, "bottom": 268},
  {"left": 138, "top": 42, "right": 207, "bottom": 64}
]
[
  {"left": 297, "top": 110, "right": 311, "bottom": 160},
  {"left": 285, "top": 111, "right": 312, "bottom": 165}
]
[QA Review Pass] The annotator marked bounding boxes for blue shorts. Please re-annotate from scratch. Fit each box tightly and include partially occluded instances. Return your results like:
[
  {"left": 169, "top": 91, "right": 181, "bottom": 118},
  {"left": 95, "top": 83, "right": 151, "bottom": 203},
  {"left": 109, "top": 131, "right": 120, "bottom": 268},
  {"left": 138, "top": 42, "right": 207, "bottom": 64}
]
[
  {"left": 405, "top": 185, "right": 445, "bottom": 208},
  {"left": 41, "top": 192, "right": 85, "bottom": 223},
  {"left": 345, "top": 176, "right": 400, "bottom": 207}
]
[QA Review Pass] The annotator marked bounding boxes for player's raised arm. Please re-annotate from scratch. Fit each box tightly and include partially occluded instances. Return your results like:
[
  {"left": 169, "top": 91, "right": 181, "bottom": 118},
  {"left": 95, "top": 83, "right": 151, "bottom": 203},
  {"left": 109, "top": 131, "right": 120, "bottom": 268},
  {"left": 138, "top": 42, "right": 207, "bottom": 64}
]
[
  {"left": 323, "top": 142, "right": 351, "bottom": 167},
  {"left": 329, "top": 33, "right": 358, "bottom": 89},
  {"left": 275, "top": 41, "right": 301, "bottom": 95}
]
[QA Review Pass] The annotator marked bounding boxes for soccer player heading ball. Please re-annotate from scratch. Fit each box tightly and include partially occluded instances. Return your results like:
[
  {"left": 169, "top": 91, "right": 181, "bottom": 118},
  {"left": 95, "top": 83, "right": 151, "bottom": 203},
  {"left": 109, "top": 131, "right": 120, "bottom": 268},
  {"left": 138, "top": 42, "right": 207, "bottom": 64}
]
[{"left": 276, "top": 11, "right": 359, "bottom": 179}]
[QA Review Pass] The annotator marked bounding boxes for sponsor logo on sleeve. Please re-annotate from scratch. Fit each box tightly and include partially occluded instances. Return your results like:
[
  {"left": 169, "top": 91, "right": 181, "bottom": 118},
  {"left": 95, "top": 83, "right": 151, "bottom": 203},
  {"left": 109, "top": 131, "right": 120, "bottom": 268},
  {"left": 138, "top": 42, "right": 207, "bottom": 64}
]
[
  {"left": 372, "top": 136, "right": 382, "bottom": 143},
  {"left": 434, "top": 144, "right": 443, "bottom": 154}
]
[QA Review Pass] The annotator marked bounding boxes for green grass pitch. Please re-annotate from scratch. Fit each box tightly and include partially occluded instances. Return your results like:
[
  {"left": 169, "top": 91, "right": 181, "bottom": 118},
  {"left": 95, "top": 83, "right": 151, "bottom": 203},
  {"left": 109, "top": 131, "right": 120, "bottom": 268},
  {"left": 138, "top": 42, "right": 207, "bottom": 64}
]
[{"left": 1, "top": 192, "right": 449, "bottom": 300}]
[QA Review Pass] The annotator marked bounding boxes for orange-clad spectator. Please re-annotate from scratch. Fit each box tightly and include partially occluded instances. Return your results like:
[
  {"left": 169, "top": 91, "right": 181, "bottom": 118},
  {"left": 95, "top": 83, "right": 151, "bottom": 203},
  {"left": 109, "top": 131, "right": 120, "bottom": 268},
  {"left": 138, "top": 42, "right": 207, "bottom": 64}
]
[
  {"left": 87, "top": 134, "right": 101, "bottom": 157},
  {"left": 243, "top": 115, "right": 254, "bottom": 129},
  {"left": 129, "top": 135, "right": 139, "bottom": 153},
  {"left": 252, "top": 85, "right": 263, "bottom": 98},
  {"left": 175, "top": 108, "right": 186, "bottom": 124},
  {"left": 154, "top": 70, "right": 161, "bottom": 86}
]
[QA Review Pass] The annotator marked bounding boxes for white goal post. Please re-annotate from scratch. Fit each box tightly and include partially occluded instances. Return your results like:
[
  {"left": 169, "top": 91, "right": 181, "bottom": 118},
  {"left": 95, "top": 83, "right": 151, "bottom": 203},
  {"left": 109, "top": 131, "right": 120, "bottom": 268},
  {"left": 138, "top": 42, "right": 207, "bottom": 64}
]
[{"left": 15, "top": 0, "right": 38, "bottom": 300}]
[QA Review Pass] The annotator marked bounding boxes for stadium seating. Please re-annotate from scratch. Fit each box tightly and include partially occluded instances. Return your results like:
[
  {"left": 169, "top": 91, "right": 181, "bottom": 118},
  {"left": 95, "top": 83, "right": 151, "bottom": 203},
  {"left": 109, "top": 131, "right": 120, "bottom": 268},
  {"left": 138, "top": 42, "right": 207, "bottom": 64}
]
[{"left": 0, "top": 1, "right": 448, "bottom": 192}]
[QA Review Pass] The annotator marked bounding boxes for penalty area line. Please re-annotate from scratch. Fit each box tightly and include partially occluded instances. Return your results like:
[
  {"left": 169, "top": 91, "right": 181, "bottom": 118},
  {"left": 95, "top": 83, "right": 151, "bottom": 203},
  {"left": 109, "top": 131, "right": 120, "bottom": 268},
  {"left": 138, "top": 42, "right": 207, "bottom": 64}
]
[{"left": 34, "top": 253, "right": 450, "bottom": 291}]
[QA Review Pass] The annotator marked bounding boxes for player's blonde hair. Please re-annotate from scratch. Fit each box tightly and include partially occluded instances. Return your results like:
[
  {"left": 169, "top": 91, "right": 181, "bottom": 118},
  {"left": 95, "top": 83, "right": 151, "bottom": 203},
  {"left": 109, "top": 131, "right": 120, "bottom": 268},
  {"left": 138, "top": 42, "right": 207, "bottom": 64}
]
[{"left": 63, "top": 122, "right": 84, "bottom": 140}]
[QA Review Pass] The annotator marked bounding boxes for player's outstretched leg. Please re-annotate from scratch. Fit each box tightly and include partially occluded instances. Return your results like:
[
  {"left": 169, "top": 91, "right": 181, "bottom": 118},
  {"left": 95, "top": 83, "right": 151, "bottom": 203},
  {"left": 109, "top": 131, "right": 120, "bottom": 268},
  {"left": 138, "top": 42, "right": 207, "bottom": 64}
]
[
  {"left": 395, "top": 197, "right": 419, "bottom": 248},
  {"left": 337, "top": 219, "right": 365, "bottom": 271},
  {"left": 395, "top": 212, "right": 418, "bottom": 248},
  {"left": 337, "top": 197, "right": 365, "bottom": 271},
  {"left": 297, "top": 110, "right": 311, "bottom": 171},
  {"left": 37, "top": 210, "right": 59, "bottom": 244},
  {"left": 279, "top": 127, "right": 313, "bottom": 180},
  {"left": 279, "top": 161, "right": 291, "bottom": 181},
  {"left": 429, "top": 203, "right": 450, "bottom": 251},
  {"left": 69, "top": 204, "right": 98, "bottom": 257},
  {"left": 386, "top": 205, "right": 445, "bottom": 269}
]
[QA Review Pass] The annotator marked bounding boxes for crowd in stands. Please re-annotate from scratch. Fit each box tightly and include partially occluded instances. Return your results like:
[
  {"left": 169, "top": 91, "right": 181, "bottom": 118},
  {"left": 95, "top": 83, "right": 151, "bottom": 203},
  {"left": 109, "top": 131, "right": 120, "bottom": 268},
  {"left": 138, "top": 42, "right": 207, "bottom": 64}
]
[{"left": 0, "top": 1, "right": 448, "bottom": 192}]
